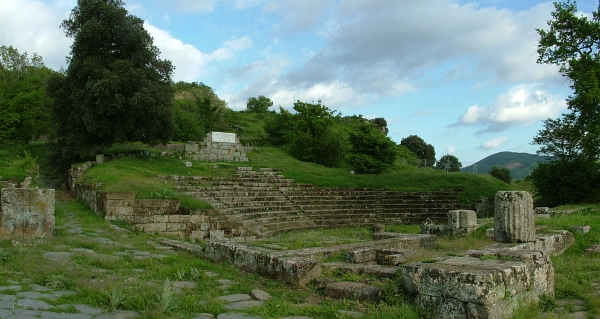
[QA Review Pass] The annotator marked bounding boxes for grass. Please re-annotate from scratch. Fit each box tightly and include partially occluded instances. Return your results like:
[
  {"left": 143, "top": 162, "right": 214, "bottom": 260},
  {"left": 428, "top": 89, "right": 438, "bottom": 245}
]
[{"left": 248, "top": 146, "right": 521, "bottom": 203}]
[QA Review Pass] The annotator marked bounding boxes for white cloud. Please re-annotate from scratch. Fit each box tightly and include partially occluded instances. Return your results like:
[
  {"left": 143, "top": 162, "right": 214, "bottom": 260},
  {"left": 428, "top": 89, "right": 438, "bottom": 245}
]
[
  {"left": 447, "top": 145, "right": 457, "bottom": 154},
  {"left": 480, "top": 137, "right": 508, "bottom": 150},
  {"left": 279, "top": 0, "right": 561, "bottom": 98},
  {"left": 145, "top": 23, "right": 252, "bottom": 82},
  {"left": 0, "top": 0, "right": 72, "bottom": 70},
  {"left": 264, "top": 0, "right": 332, "bottom": 33},
  {"left": 453, "top": 84, "right": 567, "bottom": 133}
]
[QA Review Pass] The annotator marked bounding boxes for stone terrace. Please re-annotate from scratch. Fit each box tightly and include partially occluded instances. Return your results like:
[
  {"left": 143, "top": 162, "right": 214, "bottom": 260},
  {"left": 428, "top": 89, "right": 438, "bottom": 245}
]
[{"left": 159, "top": 167, "right": 463, "bottom": 238}]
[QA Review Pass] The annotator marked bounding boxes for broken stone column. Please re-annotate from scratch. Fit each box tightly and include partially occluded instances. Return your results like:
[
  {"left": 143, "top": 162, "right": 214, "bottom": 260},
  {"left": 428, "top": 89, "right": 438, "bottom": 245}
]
[
  {"left": 494, "top": 191, "right": 535, "bottom": 243},
  {"left": 372, "top": 224, "right": 385, "bottom": 233}
]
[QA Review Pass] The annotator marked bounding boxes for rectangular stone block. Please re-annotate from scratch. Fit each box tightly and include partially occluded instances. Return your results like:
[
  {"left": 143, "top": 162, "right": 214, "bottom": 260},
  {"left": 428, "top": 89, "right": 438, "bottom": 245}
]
[
  {"left": 448, "top": 210, "right": 460, "bottom": 228},
  {"left": 143, "top": 223, "right": 167, "bottom": 233},
  {"left": 346, "top": 248, "right": 376, "bottom": 263},
  {"left": 459, "top": 210, "right": 477, "bottom": 228},
  {"left": 376, "top": 249, "right": 416, "bottom": 266},
  {"left": 0, "top": 188, "right": 55, "bottom": 239},
  {"left": 210, "top": 230, "right": 225, "bottom": 241}
]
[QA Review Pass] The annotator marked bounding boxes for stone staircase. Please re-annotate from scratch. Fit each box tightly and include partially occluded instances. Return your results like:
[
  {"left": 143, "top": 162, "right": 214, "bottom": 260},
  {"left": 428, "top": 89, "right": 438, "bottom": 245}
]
[{"left": 158, "top": 167, "right": 463, "bottom": 238}]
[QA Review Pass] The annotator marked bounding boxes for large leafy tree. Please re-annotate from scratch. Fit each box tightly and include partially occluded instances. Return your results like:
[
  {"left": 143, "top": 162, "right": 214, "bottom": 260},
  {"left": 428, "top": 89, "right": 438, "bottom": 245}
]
[
  {"left": 0, "top": 45, "right": 54, "bottom": 145},
  {"left": 537, "top": 0, "right": 600, "bottom": 160},
  {"left": 47, "top": 0, "right": 174, "bottom": 171},
  {"left": 400, "top": 135, "right": 436, "bottom": 167},
  {"left": 435, "top": 155, "right": 462, "bottom": 172},
  {"left": 531, "top": 1, "right": 600, "bottom": 205},
  {"left": 347, "top": 122, "right": 397, "bottom": 174}
]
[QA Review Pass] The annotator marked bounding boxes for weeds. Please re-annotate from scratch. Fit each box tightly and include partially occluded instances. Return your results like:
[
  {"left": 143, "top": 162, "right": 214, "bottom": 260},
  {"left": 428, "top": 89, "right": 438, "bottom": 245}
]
[
  {"left": 104, "top": 287, "right": 127, "bottom": 310},
  {"left": 45, "top": 274, "right": 68, "bottom": 289},
  {"left": 155, "top": 279, "right": 178, "bottom": 313}
]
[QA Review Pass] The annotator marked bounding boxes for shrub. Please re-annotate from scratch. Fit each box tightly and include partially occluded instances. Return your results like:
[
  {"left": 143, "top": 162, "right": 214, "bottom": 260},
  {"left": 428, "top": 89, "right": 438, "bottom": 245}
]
[{"left": 490, "top": 166, "right": 511, "bottom": 184}]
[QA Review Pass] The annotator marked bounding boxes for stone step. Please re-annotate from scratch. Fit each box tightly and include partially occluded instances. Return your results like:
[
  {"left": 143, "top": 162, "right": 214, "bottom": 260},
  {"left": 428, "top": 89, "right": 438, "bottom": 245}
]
[
  {"left": 240, "top": 215, "right": 312, "bottom": 226},
  {"left": 322, "top": 262, "right": 398, "bottom": 278},
  {"left": 324, "top": 281, "right": 382, "bottom": 302},
  {"left": 221, "top": 205, "right": 301, "bottom": 215}
]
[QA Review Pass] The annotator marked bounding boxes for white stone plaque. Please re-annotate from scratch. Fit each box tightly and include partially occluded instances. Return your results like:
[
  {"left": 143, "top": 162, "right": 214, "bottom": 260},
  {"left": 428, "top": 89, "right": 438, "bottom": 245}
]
[{"left": 211, "top": 132, "right": 236, "bottom": 144}]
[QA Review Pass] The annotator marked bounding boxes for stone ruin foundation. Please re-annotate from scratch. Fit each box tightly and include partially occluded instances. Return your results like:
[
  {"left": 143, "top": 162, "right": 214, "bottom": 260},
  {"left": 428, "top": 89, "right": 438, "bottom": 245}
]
[
  {"left": 0, "top": 188, "right": 55, "bottom": 239},
  {"left": 402, "top": 190, "right": 573, "bottom": 319},
  {"left": 421, "top": 209, "right": 478, "bottom": 236}
]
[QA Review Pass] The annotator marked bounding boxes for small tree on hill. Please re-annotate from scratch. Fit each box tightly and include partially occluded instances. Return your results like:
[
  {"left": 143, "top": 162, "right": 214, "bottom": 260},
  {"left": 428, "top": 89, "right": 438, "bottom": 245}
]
[
  {"left": 246, "top": 96, "right": 273, "bottom": 113},
  {"left": 400, "top": 135, "right": 435, "bottom": 167},
  {"left": 436, "top": 155, "right": 462, "bottom": 172},
  {"left": 490, "top": 166, "right": 511, "bottom": 184},
  {"left": 347, "top": 122, "right": 397, "bottom": 174}
]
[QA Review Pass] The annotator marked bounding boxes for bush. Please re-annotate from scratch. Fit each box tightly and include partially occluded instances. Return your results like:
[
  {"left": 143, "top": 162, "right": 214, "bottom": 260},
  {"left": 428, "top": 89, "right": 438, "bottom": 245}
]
[
  {"left": 490, "top": 166, "right": 511, "bottom": 184},
  {"left": 530, "top": 159, "right": 600, "bottom": 207}
]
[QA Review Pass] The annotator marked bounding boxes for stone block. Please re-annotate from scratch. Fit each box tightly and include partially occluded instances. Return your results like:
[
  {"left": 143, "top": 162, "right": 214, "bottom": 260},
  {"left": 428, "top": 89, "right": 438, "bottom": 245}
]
[
  {"left": 143, "top": 223, "right": 167, "bottom": 233},
  {"left": 190, "top": 230, "right": 208, "bottom": 240},
  {"left": 372, "top": 224, "right": 385, "bottom": 233},
  {"left": 210, "top": 230, "right": 225, "bottom": 241},
  {"left": 0, "top": 188, "right": 55, "bottom": 239},
  {"left": 401, "top": 249, "right": 554, "bottom": 319},
  {"left": 152, "top": 215, "right": 169, "bottom": 223},
  {"left": 96, "top": 154, "right": 104, "bottom": 163},
  {"left": 346, "top": 248, "right": 376, "bottom": 263},
  {"left": 459, "top": 210, "right": 477, "bottom": 228},
  {"left": 448, "top": 210, "right": 460, "bottom": 228},
  {"left": 570, "top": 225, "right": 591, "bottom": 234},
  {"left": 200, "top": 222, "right": 210, "bottom": 231},
  {"left": 376, "top": 249, "right": 416, "bottom": 266},
  {"left": 534, "top": 207, "right": 549, "bottom": 214},
  {"left": 494, "top": 191, "right": 535, "bottom": 243},
  {"left": 184, "top": 161, "right": 192, "bottom": 167},
  {"left": 324, "top": 281, "right": 382, "bottom": 302}
]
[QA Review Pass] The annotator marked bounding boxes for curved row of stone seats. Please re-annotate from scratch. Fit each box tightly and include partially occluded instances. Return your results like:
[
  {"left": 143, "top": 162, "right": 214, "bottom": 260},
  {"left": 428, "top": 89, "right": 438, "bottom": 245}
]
[{"left": 159, "top": 167, "right": 463, "bottom": 237}]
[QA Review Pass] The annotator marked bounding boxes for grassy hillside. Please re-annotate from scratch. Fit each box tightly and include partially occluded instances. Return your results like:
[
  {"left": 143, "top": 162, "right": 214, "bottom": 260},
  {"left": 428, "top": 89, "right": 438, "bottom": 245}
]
[{"left": 461, "top": 151, "right": 552, "bottom": 180}]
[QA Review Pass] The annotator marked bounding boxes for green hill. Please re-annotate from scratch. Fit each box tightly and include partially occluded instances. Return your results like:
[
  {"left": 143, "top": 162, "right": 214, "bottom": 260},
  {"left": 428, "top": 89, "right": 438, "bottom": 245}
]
[{"left": 461, "top": 151, "right": 552, "bottom": 180}]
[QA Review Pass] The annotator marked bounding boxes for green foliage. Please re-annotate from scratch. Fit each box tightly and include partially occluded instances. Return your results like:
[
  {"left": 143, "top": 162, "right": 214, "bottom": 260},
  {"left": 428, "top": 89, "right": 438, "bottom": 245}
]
[
  {"left": 400, "top": 135, "right": 436, "bottom": 167},
  {"left": 435, "top": 154, "right": 462, "bottom": 172},
  {"left": 155, "top": 279, "right": 178, "bottom": 313},
  {"left": 246, "top": 95, "right": 273, "bottom": 113},
  {"left": 0, "top": 45, "right": 54, "bottom": 145},
  {"left": 265, "top": 101, "right": 347, "bottom": 167},
  {"left": 347, "top": 122, "right": 397, "bottom": 174},
  {"left": 489, "top": 166, "right": 511, "bottom": 184},
  {"left": 532, "top": 112, "right": 582, "bottom": 162},
  {"left": 47, "top": 0, "right": 175, "bottom": 174},
  {"left": 170, "top": 82, "right": 234, "bottom": 142},
  {"left": 104, "top": 287, "right": 127, "bottom": 311},
  {"left": 537, "top": 1, "right": 600, "bottom": 160},
  {"left": 530, "top": 158, "right": 600, "bottom": 206}
]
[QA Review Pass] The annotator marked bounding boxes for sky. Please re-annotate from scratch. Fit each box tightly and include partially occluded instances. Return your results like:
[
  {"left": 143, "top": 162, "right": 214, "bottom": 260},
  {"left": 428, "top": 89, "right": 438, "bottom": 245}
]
[{"left": 1, "top": 0, "right": 597, "bottom": 166}]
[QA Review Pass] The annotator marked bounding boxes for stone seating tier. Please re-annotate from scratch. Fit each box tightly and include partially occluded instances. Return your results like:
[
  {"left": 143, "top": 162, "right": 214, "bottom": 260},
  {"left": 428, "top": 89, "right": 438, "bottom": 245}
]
[{"left": 160, "top": 168, "right": 462, "bottom": 237}]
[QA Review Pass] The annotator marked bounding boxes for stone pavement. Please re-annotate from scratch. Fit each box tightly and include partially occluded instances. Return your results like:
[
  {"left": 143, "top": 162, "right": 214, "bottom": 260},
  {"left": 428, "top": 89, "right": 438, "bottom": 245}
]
[{"left": 0, "top": 204, "right": 365, "bottom": 319}]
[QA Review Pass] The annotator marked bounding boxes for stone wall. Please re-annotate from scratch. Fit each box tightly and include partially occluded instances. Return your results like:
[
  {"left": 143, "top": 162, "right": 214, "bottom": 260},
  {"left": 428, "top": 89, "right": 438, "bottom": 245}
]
[
  {"left": 188, "top": 132, "right": 248, "bottom": 162},
  {"left": 73, "top": 183, "right": 228, "bottom": 238},
  {"left": 0, "top": 188, "right": 55, "bottom": 239}
]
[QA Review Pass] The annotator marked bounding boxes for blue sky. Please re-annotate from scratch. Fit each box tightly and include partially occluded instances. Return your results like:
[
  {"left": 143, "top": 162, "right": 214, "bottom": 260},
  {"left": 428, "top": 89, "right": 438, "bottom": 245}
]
[{"left": 1, "top": 0, "right": 596, "bottom": 166}]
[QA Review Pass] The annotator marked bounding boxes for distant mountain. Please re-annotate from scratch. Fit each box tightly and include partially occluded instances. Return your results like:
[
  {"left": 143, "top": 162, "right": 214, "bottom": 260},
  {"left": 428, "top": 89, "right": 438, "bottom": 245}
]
[{"left": 461, "top": 151, "right": 553, "bottom": 180}]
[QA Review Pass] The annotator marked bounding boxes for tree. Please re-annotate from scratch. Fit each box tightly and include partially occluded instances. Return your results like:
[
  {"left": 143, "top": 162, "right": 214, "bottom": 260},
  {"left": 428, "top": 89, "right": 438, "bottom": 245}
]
[
  {"left": 288, "top": 100, "right": 346, "bottom": 167},
  {"left": 400, "top": 135, "right": 435, "bottom": 167},
  {"left": 530, "top": 1, "right": 600, "bottom": 205},
  {"left": 0, "top": 45, "right": 54, "bottom": 145},
  {"left": 371, "top": 117, "right": 389, "bottom": 135},
  {"left": 47, "top": 0, "right": 174, "bottom": 172},
  {"left": 530, "top": 158, "right": 600, "bottom": 206},
  {"left": 246, "top": 96, "right": 273, "bottom": 113},
  {"left": 537, "top": 1, "right": 600, "bottom": 160},
  {"left": 435, "top": 155, "right": 462, "bottom": 172},
  {"left": 490, "top": 166, "right": 511, "bottom": 184},
  {"left": 347, "top": 122, "right": 397, "bottom": 174},
  {"left": 532, "top": 111, "right": 582, "bottom": 162}
]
